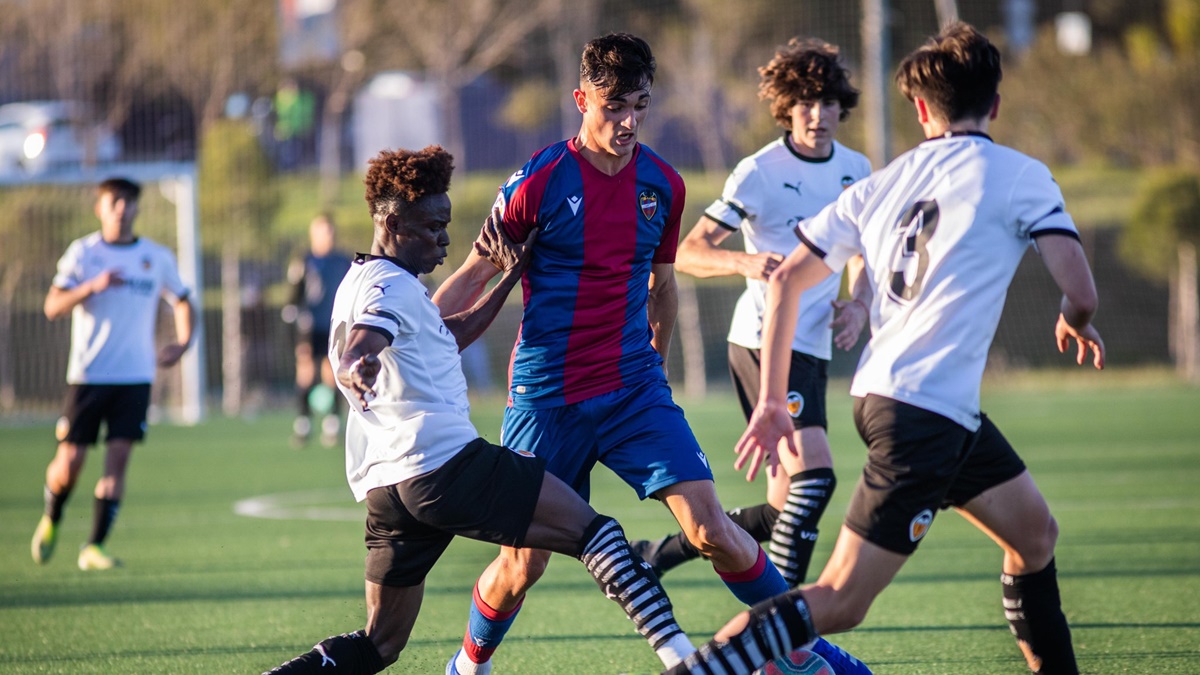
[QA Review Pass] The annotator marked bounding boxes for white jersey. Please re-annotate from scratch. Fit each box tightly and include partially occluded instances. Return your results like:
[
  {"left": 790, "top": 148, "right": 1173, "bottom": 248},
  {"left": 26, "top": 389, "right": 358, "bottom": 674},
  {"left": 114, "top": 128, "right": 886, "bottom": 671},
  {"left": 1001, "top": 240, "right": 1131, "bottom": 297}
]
[
  {"left": 52, "top": 233, "right": 189, "bottom": 385},
  {"left": 329, "top": 255, "right": 478, "bottom": 502},
  {"left": 706, "top": 137, "right": 871, "bottom": 359},
  {"left": 800, "top": 132, "right": 1079, "bottom": 430}
]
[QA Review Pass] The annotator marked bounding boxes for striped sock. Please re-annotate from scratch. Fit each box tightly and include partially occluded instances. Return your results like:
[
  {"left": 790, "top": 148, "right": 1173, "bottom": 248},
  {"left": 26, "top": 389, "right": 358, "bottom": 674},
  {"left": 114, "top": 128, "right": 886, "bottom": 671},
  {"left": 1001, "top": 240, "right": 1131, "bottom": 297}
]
[
  {"left": 716, "top": 547, "right": 790, "bottom": 605},
  {"left": 461, "top": 584, "right": 523, "bottom": 665},
  {"left": 579, "top": 516, "right": 690, "bottom": 662},
  {"left": 768, "top": 469, "right": 836, "bottom": 587},
  {"left": 664, "top": 591, "right": 817, "bottom": 675}
]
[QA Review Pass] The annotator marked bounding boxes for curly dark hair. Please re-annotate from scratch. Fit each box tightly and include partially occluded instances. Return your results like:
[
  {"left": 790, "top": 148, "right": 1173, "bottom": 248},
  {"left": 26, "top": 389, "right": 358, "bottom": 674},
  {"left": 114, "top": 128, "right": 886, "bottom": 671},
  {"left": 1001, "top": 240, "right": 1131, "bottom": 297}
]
[
  {"left": 758, "top": 38, "right": 860, "bottom": 128},
  {"left": 895, "top": 22, "right": 1001, "bottom": 123},
  {"left": 580, "top": 32, "right": 655, "bottom": 99},
  {"left": 364, "top": 146, "right": 454, "bottom": 218}
]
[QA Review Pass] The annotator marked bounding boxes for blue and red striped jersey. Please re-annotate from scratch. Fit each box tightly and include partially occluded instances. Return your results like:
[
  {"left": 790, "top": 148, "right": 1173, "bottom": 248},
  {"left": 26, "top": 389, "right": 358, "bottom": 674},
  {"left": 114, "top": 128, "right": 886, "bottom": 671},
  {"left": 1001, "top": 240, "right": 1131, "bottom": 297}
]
[{"left": 495, "top": 138, "right": 686, "bottom": 409}]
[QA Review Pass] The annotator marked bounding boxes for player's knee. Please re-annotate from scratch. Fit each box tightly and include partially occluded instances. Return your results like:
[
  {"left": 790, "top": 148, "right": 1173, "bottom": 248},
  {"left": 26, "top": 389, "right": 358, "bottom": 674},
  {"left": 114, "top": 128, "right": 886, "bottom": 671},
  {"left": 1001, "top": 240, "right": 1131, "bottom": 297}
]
[
  {"left": 497, "top": 550, "right": 550, "bottom": 590},
  {"left": 685, "top": 518, "right": 746, "bottom": 559}
]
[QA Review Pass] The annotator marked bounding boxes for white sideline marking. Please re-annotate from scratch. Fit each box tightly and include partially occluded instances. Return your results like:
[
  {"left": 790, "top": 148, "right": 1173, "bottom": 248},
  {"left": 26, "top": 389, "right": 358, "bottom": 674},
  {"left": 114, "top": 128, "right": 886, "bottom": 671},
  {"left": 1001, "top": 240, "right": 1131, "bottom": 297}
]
[{"left": 233, "top": 489, "right": 364, "bottom": 521}]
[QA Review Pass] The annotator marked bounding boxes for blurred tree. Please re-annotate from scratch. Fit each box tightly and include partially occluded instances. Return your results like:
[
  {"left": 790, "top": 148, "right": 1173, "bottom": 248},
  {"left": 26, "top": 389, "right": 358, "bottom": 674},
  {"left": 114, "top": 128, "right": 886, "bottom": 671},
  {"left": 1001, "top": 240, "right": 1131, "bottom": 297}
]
[
  {"left": 199, "top": 119, "right": 280, "bottom": 415},
  {"left": 338, "top": 0, "right": 558, "bottom": 172},
  {"left": 1119, "top": 169, "right": 1200, "bottom": 381}
]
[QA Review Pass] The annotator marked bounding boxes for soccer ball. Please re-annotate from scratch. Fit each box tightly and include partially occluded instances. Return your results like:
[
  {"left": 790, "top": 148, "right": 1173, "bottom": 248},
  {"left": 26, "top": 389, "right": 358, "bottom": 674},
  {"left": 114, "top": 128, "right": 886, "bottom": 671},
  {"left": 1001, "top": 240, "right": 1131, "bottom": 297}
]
[{"left": 752, "top": 647, "right": 835, "bottom": 675}]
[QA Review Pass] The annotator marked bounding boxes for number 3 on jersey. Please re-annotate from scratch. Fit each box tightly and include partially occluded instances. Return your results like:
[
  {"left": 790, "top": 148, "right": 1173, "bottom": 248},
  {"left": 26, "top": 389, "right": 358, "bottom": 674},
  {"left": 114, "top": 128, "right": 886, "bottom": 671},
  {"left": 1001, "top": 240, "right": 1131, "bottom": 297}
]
[{"left": 886, "top": 200, "right": 940, "bottom": 304}]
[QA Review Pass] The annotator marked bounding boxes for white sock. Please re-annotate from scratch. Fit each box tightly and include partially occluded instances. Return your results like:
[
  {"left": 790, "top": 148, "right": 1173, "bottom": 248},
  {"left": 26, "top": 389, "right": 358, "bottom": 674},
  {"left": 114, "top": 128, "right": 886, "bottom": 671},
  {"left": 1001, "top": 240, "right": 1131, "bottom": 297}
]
[
  {"left": 454, "top": 651, "right": 492, "bottom": 675},
  {"left": 655, "top": 633, "right": 697, "bottom": 667}
]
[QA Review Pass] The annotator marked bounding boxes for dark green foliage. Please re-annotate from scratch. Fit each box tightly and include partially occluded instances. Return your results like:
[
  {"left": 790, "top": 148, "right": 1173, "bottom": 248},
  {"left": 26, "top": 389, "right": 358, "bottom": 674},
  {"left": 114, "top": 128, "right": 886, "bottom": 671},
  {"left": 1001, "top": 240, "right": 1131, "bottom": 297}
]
[
  {"left": 1120, "top": 169, "right": 1200, "bottom": 281},
  {"left": 198, "top": 118, "right": 279, "bottom": 257}
]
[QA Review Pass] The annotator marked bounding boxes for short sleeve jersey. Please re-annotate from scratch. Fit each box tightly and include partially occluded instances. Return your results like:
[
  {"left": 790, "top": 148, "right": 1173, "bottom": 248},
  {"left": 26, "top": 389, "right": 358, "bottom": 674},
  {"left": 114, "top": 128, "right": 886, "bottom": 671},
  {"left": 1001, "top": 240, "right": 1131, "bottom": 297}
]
[
  {"left": 495, "top": 139, "right": 686, "bottom": 409},
  {"left": 798, "top": 133, "right": 1079, "bottom": 430},
  {"left": 329, "top": 255, "right": 478, "bottom": 502},
  {"left": 706, "top": 138, "right": 871, "bottom": 358},
  {"left": 52, "top": 233, "right": 189, "bottom": 385}
]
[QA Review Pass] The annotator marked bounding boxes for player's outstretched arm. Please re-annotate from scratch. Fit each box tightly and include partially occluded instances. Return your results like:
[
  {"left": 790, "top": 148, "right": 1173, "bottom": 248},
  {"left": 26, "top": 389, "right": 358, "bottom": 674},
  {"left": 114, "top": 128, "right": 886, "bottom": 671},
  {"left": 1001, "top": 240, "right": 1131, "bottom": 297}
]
[
  {"left": 1037, "top": 234, "right": 1104, "bottom": 369},
  {"left": 43, "top": 270, "right": 123, "bottom": 320},
  {"left": 336, "top": 330, "right": 387, "bottom": 410},
  {"left": 442, "top": 222, "right": 536, "bottom": 352},
  {"left": 430, "top": 210, "right": 507, "bottom": 318},
  {"left": 676, "top": 215, "right": 783, "bottom": 280}
]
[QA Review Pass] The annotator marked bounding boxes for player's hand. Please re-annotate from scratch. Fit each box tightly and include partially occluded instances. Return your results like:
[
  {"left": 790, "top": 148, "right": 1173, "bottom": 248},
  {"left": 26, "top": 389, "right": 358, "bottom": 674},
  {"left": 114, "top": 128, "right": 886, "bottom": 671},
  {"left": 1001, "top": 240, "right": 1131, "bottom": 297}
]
[
  {"left": 89, "top": 269, "right": 124, "bottom": 294},
  {"left": 734, "top": 402, "right": 796, "bottom": 482},
  {"left": 157, "top": 342, "right": 188, "bottom": 367},
  {"left": 830, "top": 298, "right": 869, "bottom": 351},
  {"left": 1055, "top": 314, "right": 1105, "bottom": 370},
  {"left": 739, "top": 252, "right": 784, "bottom": 281},
  {"left": 347, "top": 354, "right": 381, "bottom": 410},
  {"left": 474, "top": 207, "right": 535, "bottom": 273}
]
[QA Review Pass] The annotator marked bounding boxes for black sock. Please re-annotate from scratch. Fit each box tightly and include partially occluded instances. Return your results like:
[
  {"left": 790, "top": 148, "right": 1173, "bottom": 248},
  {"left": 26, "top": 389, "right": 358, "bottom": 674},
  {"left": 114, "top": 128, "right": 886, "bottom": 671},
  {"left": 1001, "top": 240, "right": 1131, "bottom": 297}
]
[
  {"left": 649, "top": 503, "right": 781, "bottom": 574},
  {"left": 579, "top": 516, "right": 685, "bottom": 651},
  {"left": 44, "top": 484, "right": 69, "bottom": 524},
  {"left": 88, "top": 497, "right": 120, "bottom": 546},
  {"left": 769, "top": 468, "right": 836, "bottom": 587},
  {"left": 298, "top": 384, "right": 314, "bottom": 418},
  {"left": 1002, "top": 558, "right": 1078, "bottom": 675},
  {"left": 664, "top": 590, "right": 817, "bottom": 675},
  {"left": 264, "top": 630, "right": 385, "bottom": 674}
]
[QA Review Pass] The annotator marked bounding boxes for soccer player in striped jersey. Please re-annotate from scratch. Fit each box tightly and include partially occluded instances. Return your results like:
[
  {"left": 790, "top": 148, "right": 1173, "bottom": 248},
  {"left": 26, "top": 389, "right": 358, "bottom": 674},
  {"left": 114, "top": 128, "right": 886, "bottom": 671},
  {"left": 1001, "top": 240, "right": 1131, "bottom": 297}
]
[
  {"left": 635, "top": 37, "right": 873, "bottom": 593},
  {"left": 433, "top": 33, "right": 790, "bottom": 675},
  {"left": 662, "top": 23, "right": 1100, "bottom": 675},
  {"left": 263, "top": 146, "right": 693, "bottom": 674}
]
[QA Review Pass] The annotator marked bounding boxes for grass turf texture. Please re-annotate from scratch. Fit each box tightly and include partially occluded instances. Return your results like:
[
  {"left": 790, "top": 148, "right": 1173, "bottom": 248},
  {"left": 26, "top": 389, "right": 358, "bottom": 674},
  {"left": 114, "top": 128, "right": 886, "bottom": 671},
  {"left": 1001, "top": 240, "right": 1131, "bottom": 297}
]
[{"left": 1, "top": 375, "right": 1197, "bottom": 674}]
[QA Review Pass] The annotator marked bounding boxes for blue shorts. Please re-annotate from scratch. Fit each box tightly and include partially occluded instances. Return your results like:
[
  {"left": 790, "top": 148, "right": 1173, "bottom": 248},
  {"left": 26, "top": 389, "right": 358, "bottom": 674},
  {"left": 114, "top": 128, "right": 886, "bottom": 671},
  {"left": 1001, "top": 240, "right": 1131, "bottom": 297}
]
[{"left": 501, "top": 377, "right": 712, "bottom": 501}]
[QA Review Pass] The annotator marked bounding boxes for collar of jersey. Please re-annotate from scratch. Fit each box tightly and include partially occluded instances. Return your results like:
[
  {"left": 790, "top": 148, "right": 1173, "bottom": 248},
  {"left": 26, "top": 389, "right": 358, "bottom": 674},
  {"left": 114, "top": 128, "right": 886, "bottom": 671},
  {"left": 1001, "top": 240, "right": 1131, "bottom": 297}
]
[
  {"left": 925, "top": 130, "right": 994, "bottom": 144},
  {"left": 354, "top": 252, "right": 417, "bottom": 277},
  {"left": 783, "top": 134, "right": 835, "bottom": 164}
]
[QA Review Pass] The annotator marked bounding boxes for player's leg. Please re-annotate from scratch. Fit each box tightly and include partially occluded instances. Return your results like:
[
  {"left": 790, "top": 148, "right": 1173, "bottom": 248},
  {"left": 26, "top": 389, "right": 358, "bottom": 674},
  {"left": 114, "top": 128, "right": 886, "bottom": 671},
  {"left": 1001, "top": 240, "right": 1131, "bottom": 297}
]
[
  {"left": 313, "top": 331, "right": 340, "bottom": 447},
  {"left": 449, "top": 403, "right": 597, "bottom": 674},
  {"left": 78, "top": 384, "right": 149, "bottom": 570},
  {"left": 33, "top": 385, "right": 104, "bottom": 564},
  {"left": 949, "top": 416, "right": 1077, "bottom": 675},
  {"left": 660, "top": 527, "right": 903, "bottom": 675},
  {"left": 292, "top": 337, "right": 315, "bottom": 445}
]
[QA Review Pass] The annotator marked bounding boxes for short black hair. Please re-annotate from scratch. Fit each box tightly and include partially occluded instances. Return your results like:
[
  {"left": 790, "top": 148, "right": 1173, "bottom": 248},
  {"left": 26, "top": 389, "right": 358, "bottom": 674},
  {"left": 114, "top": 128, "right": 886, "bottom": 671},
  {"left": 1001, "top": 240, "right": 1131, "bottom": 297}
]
[
  {"left": 98, "top": 177, "right": 141, "bottom": 203},
  {"left": 364, "top": 146, "right": 454, "bottom": 220},
  {"left": 580, "top": 32, "right": 656, "bottom": 99},
  {"left": 759, "top": 38, "right": 860, "bottom": 126},
  {"left": 895, "top": 22, "right": 1002, "bottom": 123}
]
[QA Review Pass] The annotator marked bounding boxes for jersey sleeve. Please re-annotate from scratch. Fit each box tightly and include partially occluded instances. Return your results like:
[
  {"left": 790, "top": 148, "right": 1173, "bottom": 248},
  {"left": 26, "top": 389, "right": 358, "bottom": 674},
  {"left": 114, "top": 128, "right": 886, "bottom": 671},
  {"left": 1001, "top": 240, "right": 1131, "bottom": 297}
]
[
  {"left": 352, "top": 273, "right": 418, "bottom": 344},
  {"left": 703, "top": 158, "right": 761, "bottom": 231},
  {"left": 652, "top": 165, "right": 687, "bottom": 264},
  {"left": 51, "top": 240, "right": 85, "bottom": 290},
  {"left": 496, "top": 160, "right": 539, "bottom": 244},
  {"left": 797, "top": 184, "right": 866, "bottom": 272},
  {"left": 1013, "top": 160, "right": 1078, "bottom": 241},
  {"left": 157, "top": 246, "right": 190, "bottom": 302}
]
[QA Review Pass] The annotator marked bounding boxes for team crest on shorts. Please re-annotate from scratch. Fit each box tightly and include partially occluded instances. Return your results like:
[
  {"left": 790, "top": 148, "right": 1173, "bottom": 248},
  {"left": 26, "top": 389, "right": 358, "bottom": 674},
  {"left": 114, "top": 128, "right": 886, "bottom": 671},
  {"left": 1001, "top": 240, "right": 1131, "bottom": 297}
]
[
  {"left": 909, "top": 508, "right": 934, "bottom": 542},
  {"left": 786, "top": 391, "right": 804, "bottom": 418},
  {"left": 510, "top": 447, "right": 535, "bottom": 458},
  {"left": 639, "top": 190, "right": 659, "bottom": 220}
]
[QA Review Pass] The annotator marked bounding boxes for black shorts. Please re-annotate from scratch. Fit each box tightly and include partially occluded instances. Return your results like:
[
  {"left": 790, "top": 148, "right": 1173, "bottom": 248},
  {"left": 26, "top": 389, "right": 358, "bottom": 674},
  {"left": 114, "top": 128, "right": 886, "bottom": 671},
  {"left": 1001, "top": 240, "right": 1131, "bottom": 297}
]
[
  {"left": 728, "top": 343, "right": 828, "bottom": 429},
  {"left": 843, "top": 395, "right": 1027, "bottom": 555},
  {"left": 364, "top": 438, "right": 546, "bottom": 587},
  {"left": 56, "top": 384, "right": 152, "bottom": 445}
]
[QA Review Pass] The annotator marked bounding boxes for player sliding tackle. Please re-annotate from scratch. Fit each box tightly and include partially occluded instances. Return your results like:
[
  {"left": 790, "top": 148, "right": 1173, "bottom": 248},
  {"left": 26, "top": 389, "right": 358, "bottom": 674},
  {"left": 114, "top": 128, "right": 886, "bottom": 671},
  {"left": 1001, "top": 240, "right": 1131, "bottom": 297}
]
[
  {"left": 663, "top": 22, "right": 1102, "bottom": 675},
  {"left": 263, "top": 146, "right": 694, "bottom": 674}
]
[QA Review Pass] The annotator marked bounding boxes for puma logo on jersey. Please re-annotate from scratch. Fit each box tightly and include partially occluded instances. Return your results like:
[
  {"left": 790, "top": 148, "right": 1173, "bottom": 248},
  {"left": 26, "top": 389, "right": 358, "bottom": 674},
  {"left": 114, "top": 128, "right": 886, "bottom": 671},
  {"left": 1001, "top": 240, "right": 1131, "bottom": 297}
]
[
  {"left": 567, "top": 195, "right": 582, "bottom": 215},
  {"left": 372, "top": 283, "right": 389, "bottom": 294},
  {"left": 783, "top": 181, "right": 803, "bottom": 196}
]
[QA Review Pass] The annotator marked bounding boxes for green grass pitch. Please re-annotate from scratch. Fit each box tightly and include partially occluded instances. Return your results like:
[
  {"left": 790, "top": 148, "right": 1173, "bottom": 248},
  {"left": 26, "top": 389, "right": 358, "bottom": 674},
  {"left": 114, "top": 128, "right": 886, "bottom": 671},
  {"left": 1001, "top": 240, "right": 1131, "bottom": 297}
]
[{"left": 1, "top": 374, "right": 1198, "bottom": 673}]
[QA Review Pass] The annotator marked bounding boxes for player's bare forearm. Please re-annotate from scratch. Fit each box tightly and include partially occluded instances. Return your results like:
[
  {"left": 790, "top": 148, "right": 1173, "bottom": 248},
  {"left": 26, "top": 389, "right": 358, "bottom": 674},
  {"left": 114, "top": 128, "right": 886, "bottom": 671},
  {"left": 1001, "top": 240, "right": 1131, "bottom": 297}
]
[
  {"left": 336, "top": 329, "right": 388, "bottom": 408},
  {"left": 761, "top": 248, "right": 832, "bottom": 401},
  {"left": 431, "top": 251, "right": 499, "bottom": 317},
  {"left": 648, "top": 264, "right": 678, "bottom": 367},
  {"left": 676, "top": 216, "right": 781, "bottom": 280},
  {"left": 443, "top": 265, "right": 523, "bottom": 351},
  {"left": 158, "top": 297, "right": 196, "bottom": 367}
]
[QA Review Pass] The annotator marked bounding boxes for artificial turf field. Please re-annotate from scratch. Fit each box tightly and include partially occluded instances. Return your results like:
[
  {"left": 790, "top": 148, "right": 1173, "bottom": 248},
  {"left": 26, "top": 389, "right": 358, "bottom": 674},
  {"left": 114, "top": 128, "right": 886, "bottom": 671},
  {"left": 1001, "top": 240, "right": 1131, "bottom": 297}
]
[{"left": 1, "top": 372, "right": 1197, "bottom": 674}]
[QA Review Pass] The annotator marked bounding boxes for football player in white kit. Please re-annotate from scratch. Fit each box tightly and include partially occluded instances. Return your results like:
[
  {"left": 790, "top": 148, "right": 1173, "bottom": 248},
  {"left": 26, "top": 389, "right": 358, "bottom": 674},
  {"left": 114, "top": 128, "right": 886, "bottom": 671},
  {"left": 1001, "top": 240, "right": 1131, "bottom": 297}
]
[
  {"left": 32, "top": 177, "right": 195, "bottom": 571},
  {"left": 635, "top": 38, "right": 873, "bottom": 595},
  {"left": 662, "top": 23, "right": 1101, "bottom": 675},
  {"left": 264, "top": 146, "right": 695, "bottom": 675}
]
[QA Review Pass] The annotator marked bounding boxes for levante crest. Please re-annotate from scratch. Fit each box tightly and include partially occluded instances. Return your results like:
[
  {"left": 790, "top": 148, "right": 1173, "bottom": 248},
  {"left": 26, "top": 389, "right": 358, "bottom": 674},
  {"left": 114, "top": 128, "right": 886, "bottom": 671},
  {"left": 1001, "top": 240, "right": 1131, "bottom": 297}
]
[{"left": 639, "top": 190, "right": 658, "bottom": 220}]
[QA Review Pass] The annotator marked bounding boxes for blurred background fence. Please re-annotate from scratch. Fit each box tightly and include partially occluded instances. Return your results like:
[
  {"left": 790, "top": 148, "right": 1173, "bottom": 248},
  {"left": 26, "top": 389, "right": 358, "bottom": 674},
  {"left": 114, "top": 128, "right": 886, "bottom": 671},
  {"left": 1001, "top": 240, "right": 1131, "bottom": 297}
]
[{"left": 1, "top": 0, "right": 1198, "bottom": 422}]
